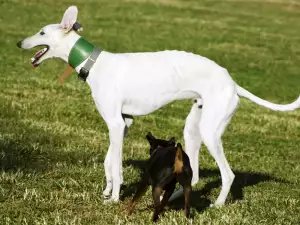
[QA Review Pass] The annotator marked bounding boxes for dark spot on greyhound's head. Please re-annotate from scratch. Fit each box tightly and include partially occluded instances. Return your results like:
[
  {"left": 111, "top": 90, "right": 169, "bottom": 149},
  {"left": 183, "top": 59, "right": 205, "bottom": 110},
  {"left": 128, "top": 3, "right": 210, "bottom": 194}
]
[
  {"left": 72, "top": 22, "right": 83, "bottom": 32},
  {"left": 194, "top": 99, "right": 202, "bottom": 109}
]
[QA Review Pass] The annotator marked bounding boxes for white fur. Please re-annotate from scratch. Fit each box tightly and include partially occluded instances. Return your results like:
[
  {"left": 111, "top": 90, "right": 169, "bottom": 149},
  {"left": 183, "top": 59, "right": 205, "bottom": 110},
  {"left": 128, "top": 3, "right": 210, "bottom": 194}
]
[
  {"left": 18, "top": 6, "right": 300, "bottom": 205},
  {"left": 61, "top": 6, "right": 78, "bottom": 32}
]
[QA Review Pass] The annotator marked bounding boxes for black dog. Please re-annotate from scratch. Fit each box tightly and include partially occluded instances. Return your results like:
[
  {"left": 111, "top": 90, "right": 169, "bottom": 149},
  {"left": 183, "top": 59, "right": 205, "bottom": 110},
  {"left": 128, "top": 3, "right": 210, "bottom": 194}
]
[{"left": 127, "top": 132, "right": 193, "bottom": 222}]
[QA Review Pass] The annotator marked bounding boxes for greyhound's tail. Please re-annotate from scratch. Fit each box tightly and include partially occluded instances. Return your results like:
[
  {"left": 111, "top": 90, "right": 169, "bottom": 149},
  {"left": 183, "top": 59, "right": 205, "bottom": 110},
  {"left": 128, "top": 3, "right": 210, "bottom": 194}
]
[
  {"left": 174, "top": 143, "right": 183, "bottom": 173},
  {"left": 236, "top": 84, "right": 300, "bottom": 112}
]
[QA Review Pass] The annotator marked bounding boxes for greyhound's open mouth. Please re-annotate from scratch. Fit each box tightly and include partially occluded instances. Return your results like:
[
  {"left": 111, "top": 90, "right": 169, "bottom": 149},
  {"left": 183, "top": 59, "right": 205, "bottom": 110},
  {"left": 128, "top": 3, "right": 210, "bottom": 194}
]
[{"left": 31, "top": 45, "right": 49, "bottom": 67}]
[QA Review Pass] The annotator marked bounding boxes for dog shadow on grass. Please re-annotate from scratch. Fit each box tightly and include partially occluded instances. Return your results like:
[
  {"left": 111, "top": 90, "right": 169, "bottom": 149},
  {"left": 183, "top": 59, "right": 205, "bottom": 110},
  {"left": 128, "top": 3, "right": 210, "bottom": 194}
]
[
  {"left": 0, "top": 138, "right": 54, "bottom": 172},
  {"left": 123, "top": 159, "right": 287, "bottom": 214},
  {"left": 0, "top": 131, "right": 101, "bottom": 173}
]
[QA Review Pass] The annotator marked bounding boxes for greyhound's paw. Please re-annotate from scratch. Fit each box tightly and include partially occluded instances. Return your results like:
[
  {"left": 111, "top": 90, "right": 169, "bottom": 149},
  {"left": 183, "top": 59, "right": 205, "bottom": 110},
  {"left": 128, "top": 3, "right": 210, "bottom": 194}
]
[
  {"left": 103, "top": 188, "right": 111, "bottom": 198},
  {"left": 191, "top": 179, "right": 199, "bottom": 186},
  {"left": 209, "top": 203, "right": 224, "bottom": 208},
  {"left": 103, "top": 197, "right": 119, "bottom": 204},
  {"left": 103, "top": 194, "right": 110, "bottom": 200}
]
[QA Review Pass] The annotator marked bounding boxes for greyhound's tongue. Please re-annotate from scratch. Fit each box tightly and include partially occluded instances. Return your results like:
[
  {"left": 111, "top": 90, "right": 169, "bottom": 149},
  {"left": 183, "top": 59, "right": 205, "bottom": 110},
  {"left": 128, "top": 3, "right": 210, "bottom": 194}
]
[
  {"left": 35, "top": 49, "right": 44, "bottom": 58},
  {"left": 31, "top": 47, "right": 47, "bottom": 63}
]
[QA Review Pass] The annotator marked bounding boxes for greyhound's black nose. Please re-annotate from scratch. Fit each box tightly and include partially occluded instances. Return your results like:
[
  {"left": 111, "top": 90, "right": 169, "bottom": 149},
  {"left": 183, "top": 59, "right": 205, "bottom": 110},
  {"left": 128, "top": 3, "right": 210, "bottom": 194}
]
[{"left": 17, "top": 40, "right": 22, "bottom": 48}]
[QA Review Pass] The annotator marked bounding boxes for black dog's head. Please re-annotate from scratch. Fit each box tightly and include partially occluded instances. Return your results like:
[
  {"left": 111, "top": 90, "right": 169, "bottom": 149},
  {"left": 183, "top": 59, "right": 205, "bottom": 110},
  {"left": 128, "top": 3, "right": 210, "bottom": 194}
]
[{"left": 146, "top": 132, "right": 176, "bottom": 155}]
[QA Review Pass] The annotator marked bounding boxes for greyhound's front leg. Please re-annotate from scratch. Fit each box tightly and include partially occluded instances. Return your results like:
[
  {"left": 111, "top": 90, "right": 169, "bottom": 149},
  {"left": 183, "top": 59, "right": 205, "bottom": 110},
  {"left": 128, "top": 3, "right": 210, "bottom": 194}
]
[
  {"left": 103, "top": 146, "right": 112, "bottom": 198},
  {"left": 104, "top": 114, "right": 133, "bottom": 198},
  {"left": 104, "top": 117, "right": 125, "bottom": 202}
]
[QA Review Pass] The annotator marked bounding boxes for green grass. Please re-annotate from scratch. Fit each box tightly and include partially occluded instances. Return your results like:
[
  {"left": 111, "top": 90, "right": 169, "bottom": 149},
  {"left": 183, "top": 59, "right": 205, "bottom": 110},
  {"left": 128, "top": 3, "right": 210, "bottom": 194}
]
[{"left": 1, "top": 0, "right": 300, "bottom": 224}]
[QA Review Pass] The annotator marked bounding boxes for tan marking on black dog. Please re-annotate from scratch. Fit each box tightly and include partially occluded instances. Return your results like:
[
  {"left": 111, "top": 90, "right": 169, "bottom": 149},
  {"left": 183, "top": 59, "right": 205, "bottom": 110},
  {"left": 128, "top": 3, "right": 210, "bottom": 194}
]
[{"left": 174, "top": 144, "right": 183, "bottom": 173}]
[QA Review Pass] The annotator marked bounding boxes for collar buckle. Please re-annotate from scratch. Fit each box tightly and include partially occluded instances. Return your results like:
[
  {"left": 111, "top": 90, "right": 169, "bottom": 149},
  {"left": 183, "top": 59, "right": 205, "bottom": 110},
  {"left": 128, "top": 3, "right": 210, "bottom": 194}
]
[
  {"left": 78, "top": 47, "right": 102, "bottom": 82},
  {"left": 78, "top": 67, "right": 89, "bottom": 81}
]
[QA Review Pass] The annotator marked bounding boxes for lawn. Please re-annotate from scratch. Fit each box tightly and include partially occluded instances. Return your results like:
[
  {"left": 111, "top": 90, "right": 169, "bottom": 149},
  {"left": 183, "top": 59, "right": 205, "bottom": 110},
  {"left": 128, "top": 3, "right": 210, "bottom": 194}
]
[{"left": 0, "top": 0, "right": 300, "bottom": 224}]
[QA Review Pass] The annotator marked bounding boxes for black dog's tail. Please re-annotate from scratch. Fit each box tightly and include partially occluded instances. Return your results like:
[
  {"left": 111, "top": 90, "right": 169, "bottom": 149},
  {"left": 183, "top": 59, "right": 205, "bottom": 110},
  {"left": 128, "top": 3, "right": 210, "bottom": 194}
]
[{"left": 174, "top": 143, "right": 183, "bottom": 173}]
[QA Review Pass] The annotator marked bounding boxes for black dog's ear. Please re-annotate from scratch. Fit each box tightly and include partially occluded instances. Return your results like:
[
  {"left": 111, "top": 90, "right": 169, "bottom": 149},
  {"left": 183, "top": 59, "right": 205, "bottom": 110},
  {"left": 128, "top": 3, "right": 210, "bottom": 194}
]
[
  {"left": 168, "top": 137, "right": 176, "bottom": 146},
  {"left": 176, "top": 143, "right": 183, "bottom": 149},
  {"left": 146, "top": 132, "right": 155, "bottom": 142}
]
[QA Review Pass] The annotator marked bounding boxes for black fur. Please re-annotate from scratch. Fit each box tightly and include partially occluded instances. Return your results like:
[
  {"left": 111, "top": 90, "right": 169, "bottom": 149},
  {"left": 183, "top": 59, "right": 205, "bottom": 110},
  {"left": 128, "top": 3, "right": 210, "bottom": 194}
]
[{"left": 127, "top": 132, "right": 193, "bottom": 222}]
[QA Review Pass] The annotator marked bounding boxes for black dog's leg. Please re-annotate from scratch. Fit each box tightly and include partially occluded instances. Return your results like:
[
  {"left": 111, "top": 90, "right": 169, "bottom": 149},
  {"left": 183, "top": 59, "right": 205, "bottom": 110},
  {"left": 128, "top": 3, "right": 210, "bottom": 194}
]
[
  {"left": 152, "top": 186, "right": 163, "bottom": 222},
  {"left": 127, "top": 177, "right": 149, "bottom": 215},
  {"left": 177, "top": 172, "right": 192, "bottom": 218},
  {"left": 160, "top": 180, "right": 176, "bottom": 210},
  {"left": 183, "top": 184, "right": 192, "bottom": 218}
]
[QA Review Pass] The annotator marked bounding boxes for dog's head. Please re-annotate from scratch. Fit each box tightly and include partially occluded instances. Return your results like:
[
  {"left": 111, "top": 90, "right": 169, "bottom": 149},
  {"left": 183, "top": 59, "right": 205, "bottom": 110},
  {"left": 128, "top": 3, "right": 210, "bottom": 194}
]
[
  {"left": 17, "top": 6, "right": 82, "bottom": 67},
  {"left": 146, "top": 132, "right": 176, "bottom": 155}
]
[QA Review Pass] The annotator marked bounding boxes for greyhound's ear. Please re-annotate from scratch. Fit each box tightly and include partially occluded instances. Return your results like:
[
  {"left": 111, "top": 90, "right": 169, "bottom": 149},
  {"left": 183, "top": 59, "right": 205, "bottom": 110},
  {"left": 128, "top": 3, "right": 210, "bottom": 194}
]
[{"left": 61, "top": 6, "right": 78, "bottom": 33}]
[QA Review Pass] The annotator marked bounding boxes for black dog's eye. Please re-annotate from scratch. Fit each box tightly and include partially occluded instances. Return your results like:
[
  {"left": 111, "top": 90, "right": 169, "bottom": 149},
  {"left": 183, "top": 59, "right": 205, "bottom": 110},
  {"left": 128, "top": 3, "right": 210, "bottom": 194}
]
[{"left": 40, "top": 31, "right": 45, "bottom": 35}]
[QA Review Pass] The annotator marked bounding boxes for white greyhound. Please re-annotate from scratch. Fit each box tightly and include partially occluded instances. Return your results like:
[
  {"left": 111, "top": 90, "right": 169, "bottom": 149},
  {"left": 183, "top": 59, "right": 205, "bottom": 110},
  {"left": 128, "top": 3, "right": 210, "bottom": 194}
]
[{"left": 17, "top": 6, "right": 300, "bottom": 205}]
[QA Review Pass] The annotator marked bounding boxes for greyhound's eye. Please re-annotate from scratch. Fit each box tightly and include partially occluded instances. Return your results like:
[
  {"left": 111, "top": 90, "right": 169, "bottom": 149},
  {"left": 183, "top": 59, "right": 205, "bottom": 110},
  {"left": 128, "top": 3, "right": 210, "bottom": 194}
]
[{"left": 40, "top": 31, "right": 45, "bottom": 35}]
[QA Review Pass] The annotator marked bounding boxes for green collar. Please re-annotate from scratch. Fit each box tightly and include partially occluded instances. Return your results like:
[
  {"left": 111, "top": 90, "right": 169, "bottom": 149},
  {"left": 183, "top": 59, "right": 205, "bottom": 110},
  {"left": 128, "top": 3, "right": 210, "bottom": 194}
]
[{"left": 68, "top": 37, "right": 95, "bottom": 68}]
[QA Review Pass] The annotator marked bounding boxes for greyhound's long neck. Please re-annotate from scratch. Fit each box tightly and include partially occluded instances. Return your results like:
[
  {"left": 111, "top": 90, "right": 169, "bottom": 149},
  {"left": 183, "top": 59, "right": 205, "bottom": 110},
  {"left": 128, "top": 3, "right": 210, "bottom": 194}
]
[
  {"left": 60, "top": 33, "right": 81, "bottom": 66},
  {"left": 61, "top": 33, "right": 103, "bottom": 80}
]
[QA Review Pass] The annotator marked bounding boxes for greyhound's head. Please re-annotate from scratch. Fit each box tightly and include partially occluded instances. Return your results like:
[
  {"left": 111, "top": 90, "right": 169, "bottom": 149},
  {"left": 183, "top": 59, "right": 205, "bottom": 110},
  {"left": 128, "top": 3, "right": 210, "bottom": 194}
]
[{"left": 17, "top": 6, "right": 82, "bottom": 67}]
